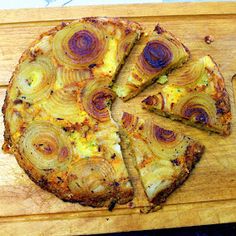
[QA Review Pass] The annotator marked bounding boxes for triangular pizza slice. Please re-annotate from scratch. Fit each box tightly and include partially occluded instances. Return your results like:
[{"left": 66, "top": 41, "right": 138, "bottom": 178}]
[
  {"left": 142, "top": 56, "right": 232, "bottom": 135},
  {"left": 120, "top": 112, "right": 204, "bottom": 204},
  {"left": 114, "top": 24, "right": 190, "bottom": 101}
]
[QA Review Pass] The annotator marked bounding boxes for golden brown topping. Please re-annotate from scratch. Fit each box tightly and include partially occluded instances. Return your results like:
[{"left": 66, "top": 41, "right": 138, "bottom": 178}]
[
  {"left": 173, "top": 93, "right": 217, "bottom": 126},
  {"left": 53, "top": 21, "right": 107, "bottom": 69},
  {"left": 15, "top": 56, "right": 56, "bottom": 103},
  {"left": 19, "top": 121, "right": 72, "bottom": 173},
  {"left": 81, "top": 80, "right": 116, "bottom": 122},
  {"left": 68, "top": 157, "right": 115, "bottom": 195},
  {"left": 121, "top": 112, "right": 140, "bottom": 133}
]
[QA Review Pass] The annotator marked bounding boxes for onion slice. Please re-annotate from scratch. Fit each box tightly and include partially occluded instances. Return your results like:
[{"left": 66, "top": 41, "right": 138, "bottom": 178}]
[
  {"left": 173, "top": 93, "right": 217, "bottom": 126},
  {"left": 81, "top": 79, "right": 116, "bottom": 122},
  {"left": 53, "top": 21, "right": 107, "bottom": 69},
  {"left": 137, "top": 40, "right": 173, "bottom": 75},
  {"left": 42, "top": 84, "right": 81, "bottom": 121},
  {"left": 68, "top": 157, "right": 115, "bottom": 195},
  {"left": 121, "top": 112, "right": 140, "bottom": 133},
  {"left": 19, "top": 121, "right": 72, "bottom": 172},
  {"left": 15, "top": 56, "right": 56, "bottom": 103},
  {"left": 143, "top": 120, "right": 190, "bottom": 160},
  {"left": 168, "top": 59, "right": 205, "bottom": 86},
  {"left": 56, "top": 67, "right": 92, "bottom": 87}
]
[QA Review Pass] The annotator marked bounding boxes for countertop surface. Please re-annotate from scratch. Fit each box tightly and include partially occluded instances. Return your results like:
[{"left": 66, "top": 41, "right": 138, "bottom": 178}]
[{"left": 0, "top": 0, "right": 234, "bottom": 9}]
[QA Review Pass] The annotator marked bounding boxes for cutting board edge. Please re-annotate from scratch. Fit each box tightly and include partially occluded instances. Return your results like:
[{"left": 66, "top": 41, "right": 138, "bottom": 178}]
[
  {"left": 0, "top": 198, "right": 236, "bottom": 236},
  {"left": 0, "top": 2, "right": 236, "bottom": 24}
]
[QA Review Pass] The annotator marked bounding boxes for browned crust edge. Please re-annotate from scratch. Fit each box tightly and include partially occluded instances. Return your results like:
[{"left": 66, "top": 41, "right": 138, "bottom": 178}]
[
  {"left": 142, "top": 103, "right": 231, "bottom": 136},
  {"left": 14, "top": 148, "right": 134, "bottom": 208},
  {"left": 2, "top": 17, "right": 142, "bottom": 208}
]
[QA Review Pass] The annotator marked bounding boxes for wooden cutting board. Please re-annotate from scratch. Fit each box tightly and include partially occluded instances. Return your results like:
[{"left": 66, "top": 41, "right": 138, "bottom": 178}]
[{"left": 0, "top": 2, "right": 236, "bottom": 235}]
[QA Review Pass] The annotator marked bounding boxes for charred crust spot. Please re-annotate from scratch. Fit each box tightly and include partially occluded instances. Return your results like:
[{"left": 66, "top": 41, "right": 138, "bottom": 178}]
[
  {"left": 98, "top": 145, "right": 101, "bottom": 152},
  {"left": 114, "top": 181, "right": 120, "bottom": 187},
  {"left": 185, "top": 143, "right": 205, "bottom": 164},
  {"left": 13, "top": 99, "right": 23, "bottom": 105},
  {"left": 62, "top": 127, "right": 68, "bottom": 132},
  {"left": 182, "top": 43, "right": 190, "bottom": 54},
  {"left": 88, "top": 63, "right": 97, "bottom": 69},
  {"left": 171, "top": 158, "right": 180, "bottom": 166},
  {"left": 215, "top": 94, "right": 230, "bottom": 115},
  {"left": 61, "top": 22, "right": 67, "bottom": 27},
  {"left": 139, "top": 124, "right": 144, "bottom": 130},
  {"left": 125, "top": 28, "right": 132, "bottom": 35},
  {"left": 108, "top": 199, "right": 116, "bottom": 211},
  {"left": 38, "top": 178, "right": 48, "bottom": 188},
  {"left": 154, "top": 24, "right": 165, "bottom": 34},
  {"left": 111, "top": 153, "right": 116, "bottom": 159},
  {"left": 56, "top": 177, "right": 64, "bottom": 183}
]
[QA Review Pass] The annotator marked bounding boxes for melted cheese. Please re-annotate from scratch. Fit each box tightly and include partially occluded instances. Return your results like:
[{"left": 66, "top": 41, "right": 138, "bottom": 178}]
[
  {"left": 94, "top": 38, "right": 118, "bottom": 77},
  {"left": 69, "top": 132, "right": 99, "bottom": 158},
  {"left": 113, "top": 84, "right": 131, "bottom": 98},
  {"left": 157, "top": 75, "right": 168, "bottom": 84},
  {"left": 162, "top": 85, "right": 186, "bottom": 110}
]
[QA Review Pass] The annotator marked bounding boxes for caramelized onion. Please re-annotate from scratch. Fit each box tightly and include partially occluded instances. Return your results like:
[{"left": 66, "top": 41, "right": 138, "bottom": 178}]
[
  {"left": 137, "top": 40, "right": 172, "bottom": 75},
  {"left": 68, "top": 157, "right": 114, "bottom": 194},
  {"left": 53, "top": 22, "right": 107, "bottom": 69},
  {"left": 169, "top": 59, "right": 205, "bottom": 86},
  {"left": 56, "top": 67, "right": 92, "bottom": 86},
  {"left": 173, "top": 93, "right": 217, "bottom": 125},
  {"left": 81, "top": 80, "right": 116, "bottom": 122},
  {"left": 42, "top": 84, "right": 81, "bottom": 120},
  {"left": 143, "top": 120, "right": 190, "bottom": 159},
  {"left": 121, "top": 112, "right": 140, "bottom": 133},
  {"left": 19, "top": 121, "right": 72, "bottom": 172},
  {"left": 117, "top": 32, "right": 137, "bottom": 63},
  {"left": 142, "top": 93, "right": 164, "bottom": 109},
  {"left": 30, "top": 35, "right": 52, "bottom": 55},
  {"left": 16, "top": 56, "right": 55, "bottom": 103}
]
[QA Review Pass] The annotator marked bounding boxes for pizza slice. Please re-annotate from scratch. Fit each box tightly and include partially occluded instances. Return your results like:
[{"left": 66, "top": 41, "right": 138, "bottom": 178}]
[
  {"left": 52, "top": 17, "right": 142, "bottom": 87},
  {"left": 2, "top": 17, "right": 142, "bottom": 208},
  {"left": 142, "top": 56, "right": 232, "bottom": 135},
  {"left": 114, "top": 24, "right": 190, "bottom": 101},
  {"left": 120, "top": 112, "right": 204, "bottom": 205}
]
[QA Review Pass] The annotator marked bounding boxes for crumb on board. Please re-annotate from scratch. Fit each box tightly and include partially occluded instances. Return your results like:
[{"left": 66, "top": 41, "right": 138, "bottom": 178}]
[{"left": 204, "top": 35, "right": 214, "bottom": 44}]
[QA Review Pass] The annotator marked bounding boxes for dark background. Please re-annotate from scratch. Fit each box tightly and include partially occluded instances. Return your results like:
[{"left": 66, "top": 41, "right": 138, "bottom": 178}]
[{"left": 93, "top": 223, "right": 236, "bottom": 236}]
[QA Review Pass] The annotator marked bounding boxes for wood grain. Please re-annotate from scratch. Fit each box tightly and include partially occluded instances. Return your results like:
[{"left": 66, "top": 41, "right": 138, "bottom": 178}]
[{"left": 0, "top": 3, "right": 236, "bottom": 235}]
